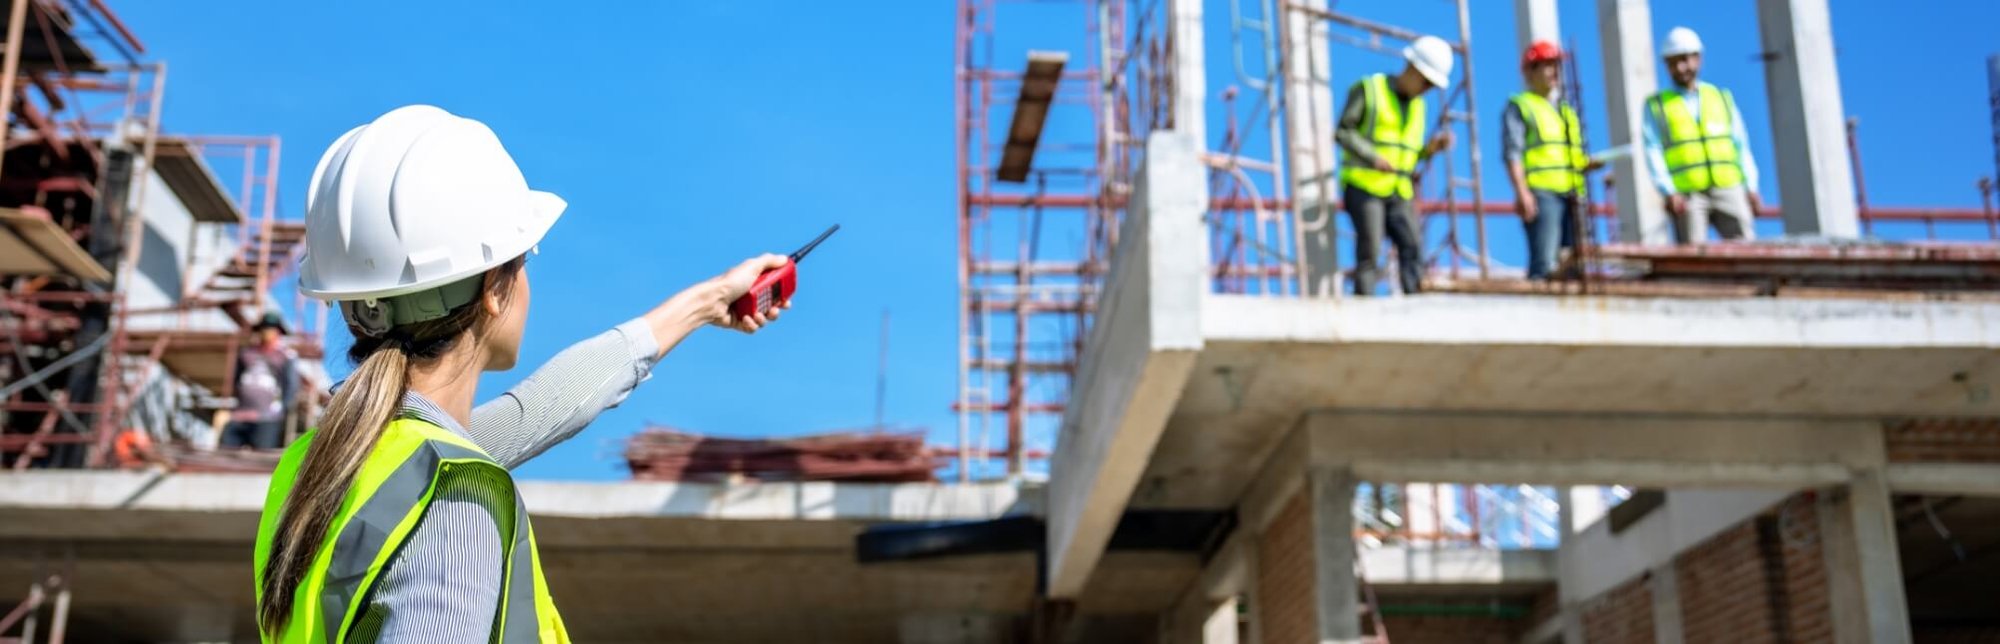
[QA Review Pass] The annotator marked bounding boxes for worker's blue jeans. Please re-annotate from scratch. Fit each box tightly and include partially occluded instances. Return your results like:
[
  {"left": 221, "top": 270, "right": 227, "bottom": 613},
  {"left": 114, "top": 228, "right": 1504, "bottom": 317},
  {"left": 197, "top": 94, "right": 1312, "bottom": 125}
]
[{"left": 1524, "top": 189, "right": 1578, "bottom": 279}]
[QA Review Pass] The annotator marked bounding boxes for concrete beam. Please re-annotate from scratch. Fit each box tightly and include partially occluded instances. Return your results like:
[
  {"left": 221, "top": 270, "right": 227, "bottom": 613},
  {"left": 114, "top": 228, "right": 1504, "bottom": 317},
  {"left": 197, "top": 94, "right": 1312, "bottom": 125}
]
[
  {"left": 1756, "top": 0, "right": 1859, "bottom": 238},
  {"left": 1596, "top": 0, "right": 1668, "bottom": 243},
  {"left": 0, "top": 471, "right": 1039, "bottom": 523},
  {"left": 1514, "top": 0, "right": 1560, "bottom": 47},
  {"left": 1819, "top": 469, "right": 1912, "bottom": 643},
  {"left": 1359, "top": 546, "right": 1556, "bottom": 586},
  {"left": 1649, "top": 564, "right": 1686, "bottom": 644},
  {"left": 1045, "top": 126, "right": 1208, "bottom": 598},
  {"left": 1559, "top": 488, "right": 1792, "bottom": 602},
  {"left": 1884, "top": 463, "right": 2000, "bottom": 496},
  {"left": 1305, "top": 411, "right": 1886, "bottom": 488},
  {"left": 1239, "top": 426, "right": 1307, "bottom": 533},
  {"left": 1310, "top": 467, "right": 1363, "bottom": 643}
]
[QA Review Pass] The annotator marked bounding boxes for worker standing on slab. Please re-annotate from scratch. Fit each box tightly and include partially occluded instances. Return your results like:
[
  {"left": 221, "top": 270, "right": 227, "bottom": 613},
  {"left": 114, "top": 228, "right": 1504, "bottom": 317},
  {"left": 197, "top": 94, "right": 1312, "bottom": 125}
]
[
  {"left": 1644, "top": 26, "right": 1762, "bottom": 243},
  {"left": 221, "top": 311, "right": 298, "bottom": 450},
  {"left": 253, "top": 105, "right": 790, "bottom": 643},
  {"left": 1336, "top": 34, "right": 1455, "bottom": 296},
  {"left": 1503, "top": 41, "right": 1603, "bottom": 280}
]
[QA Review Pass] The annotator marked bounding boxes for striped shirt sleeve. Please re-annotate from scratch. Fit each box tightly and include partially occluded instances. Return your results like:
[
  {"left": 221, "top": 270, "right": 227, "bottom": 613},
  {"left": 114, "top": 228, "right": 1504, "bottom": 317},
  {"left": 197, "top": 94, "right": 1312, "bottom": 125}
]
[{"left": 469, "top": 317, "right": 663, "bottom": 468}]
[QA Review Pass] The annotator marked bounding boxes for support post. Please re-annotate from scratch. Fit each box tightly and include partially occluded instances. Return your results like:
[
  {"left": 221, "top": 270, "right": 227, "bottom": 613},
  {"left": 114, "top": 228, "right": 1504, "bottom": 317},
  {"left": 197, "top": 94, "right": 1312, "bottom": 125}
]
[
  {"left": 1818, "top": 469, "right": 1912, "bottom": 644},
  {"left": 1310, "top": 467, "right": 1363, "bottom": 643},
  {"left": 1280, "top": 2, "right": 1340, "bottom": 296},
  {"left": 1649, "top": 564, "right": 1686, "bottom": 644},
  {"left": 1756, "top": 0, "right": 1859, "bottom": 237},
  {"left": 1595, "top": 0, "right": 1669, "bottom": 243}
]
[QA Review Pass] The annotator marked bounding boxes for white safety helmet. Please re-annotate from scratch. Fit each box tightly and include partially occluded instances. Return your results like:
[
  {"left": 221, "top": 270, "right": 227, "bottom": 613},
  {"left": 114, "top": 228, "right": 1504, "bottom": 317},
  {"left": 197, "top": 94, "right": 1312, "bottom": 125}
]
[
  {"left": 299, "top": 105, "right": 564, "bottom": 332},
  {"left": 1661, "top": 27, "right": 1704, "bottom": 58},
  {"left": 1403, "top": 35, "right": 1455, "bottom": 89}
]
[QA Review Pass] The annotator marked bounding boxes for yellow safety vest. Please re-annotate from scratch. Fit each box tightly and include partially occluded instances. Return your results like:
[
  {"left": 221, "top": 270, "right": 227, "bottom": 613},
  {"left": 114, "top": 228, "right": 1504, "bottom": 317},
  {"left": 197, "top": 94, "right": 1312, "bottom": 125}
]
[
  {"left": 253, "top": 418, "right": 569, "bottom": 644},
  {"left": 1340, "top": 73, "right": 1427, "bottom": 199},
  {"left": 1510, "top": 92, "right": 1587, "bottom": 196},
  {"left": 1649, "top": 82, "right": 1743, "bottom": 193}
]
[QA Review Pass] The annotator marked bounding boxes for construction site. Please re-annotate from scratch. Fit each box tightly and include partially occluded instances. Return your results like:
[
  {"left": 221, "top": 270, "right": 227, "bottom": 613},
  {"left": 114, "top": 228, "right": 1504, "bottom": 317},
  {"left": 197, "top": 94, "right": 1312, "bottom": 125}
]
[{"left": 3, "top": 0, "right": 2000, "bottom": 642}]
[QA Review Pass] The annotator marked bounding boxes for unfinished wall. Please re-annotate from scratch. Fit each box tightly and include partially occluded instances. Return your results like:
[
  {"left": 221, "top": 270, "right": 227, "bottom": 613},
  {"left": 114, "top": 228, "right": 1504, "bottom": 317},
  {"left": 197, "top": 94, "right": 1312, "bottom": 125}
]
[
  {"left": 1886, "top": 420, "right": 2000, "bottom": 463},
  {"left": 1581, "top": 576, "right": 1654, "bottom": 644},
  {"left": 1674, "top": 519, "right": 1788, "bottom": 642},
  {"left": 1378, "top": 614, "right": 1520, "bottom": 644},
  {"left": 1257, "top": 491, "right": 1314, "bottom": 644}
]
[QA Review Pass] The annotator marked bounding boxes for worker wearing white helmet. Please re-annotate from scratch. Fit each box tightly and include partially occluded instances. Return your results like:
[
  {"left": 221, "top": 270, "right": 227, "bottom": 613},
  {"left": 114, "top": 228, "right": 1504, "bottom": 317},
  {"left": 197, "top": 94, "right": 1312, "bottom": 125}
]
[
  {"left": 1643, "top": 26, "right": 1763, "bottom": 243},
  {"left": 254, "top": 105, "right": 791, "bottom": 642},
  {"left": 1335, "top": 34, "right": 1456, "bottom": 296}
]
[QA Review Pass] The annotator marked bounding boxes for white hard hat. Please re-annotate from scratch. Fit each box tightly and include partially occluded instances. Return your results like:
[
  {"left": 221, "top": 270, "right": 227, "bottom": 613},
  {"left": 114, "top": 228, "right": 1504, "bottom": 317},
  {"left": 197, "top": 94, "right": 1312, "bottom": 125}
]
[
  {"left": 1661, "top": 27, "right": 1704, "bottom": 58},
  {"left": 1403, "top": 35, "right": 1454, "bottom": 89},
  {"left": 299, "top": 105, "right": 564, "bottom": 304}
]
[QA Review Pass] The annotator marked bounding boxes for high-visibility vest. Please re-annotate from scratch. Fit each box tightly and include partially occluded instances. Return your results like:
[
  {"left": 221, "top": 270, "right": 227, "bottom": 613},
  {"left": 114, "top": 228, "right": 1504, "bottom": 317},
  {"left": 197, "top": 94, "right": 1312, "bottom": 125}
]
[
  {"left": 254, "top": 418, "right": 569, "bottom": 643},
  {"left": 1510, "top": 92, "right": 1587, "bottom": 196},
  {"left": 1340, "top": 73, "right": 1427, "bottom": 199},
  {"left": 1648, "top": 82, "right": 1744, "bottom": 193}
]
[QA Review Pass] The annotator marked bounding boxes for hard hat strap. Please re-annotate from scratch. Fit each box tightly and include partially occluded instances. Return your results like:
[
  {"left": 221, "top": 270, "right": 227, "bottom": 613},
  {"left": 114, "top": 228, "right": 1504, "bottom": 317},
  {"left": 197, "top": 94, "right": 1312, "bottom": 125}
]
[{"left": 340, "top": 274, "right": 487, "bottom": 338}]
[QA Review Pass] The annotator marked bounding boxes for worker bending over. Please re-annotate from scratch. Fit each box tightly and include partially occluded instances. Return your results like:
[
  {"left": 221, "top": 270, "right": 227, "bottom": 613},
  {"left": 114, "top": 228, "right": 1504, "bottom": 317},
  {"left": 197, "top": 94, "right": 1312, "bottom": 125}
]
[
  {"left": 1644, "top": 26, "right": 1762, "bottom": 243},
  {"left": 1335, "top": 35, "right": 1455, "bottom": 296},
  {"left": 1503, "top": 41, "right": 1603, "bottom": 280},
  {"left": 254, "top": 105, "right": 790, "bottom": 642}
]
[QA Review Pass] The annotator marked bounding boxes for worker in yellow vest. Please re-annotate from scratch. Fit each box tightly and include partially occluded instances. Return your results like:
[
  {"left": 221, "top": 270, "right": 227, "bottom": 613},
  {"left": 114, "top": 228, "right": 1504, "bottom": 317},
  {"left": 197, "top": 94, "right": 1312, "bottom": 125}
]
[
  {"left": 253, "top": 105, "right": 792, "bottom": 643},
  {"left": 1502, "top": 41, "right": 1604, "bottom": 279},
  {"left": 1335, "top": 35, "right": 1456, "bottom": 296},
  {"left": 1643, "top": 26, "right": 1762, "bottom": 243}
]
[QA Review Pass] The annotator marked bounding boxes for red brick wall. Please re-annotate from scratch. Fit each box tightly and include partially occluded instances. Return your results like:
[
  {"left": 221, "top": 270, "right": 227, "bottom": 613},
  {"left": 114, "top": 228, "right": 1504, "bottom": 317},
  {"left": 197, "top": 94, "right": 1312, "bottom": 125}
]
[
  {"left": 1378, "top": 614, "right": 1519, "bottom": 644},
  {"left": 1675, "top": 521, "right": 1782, "bottom": 643},
  {"left": 1886, "top": 419, "right": 2000, "bottom": 463},
  {"left": 1258, "top": 490, "right": 1315, "bottom": 644},
  {"left": 1581, "top": 575, "right": 1655, "bottom": 644},
  {"left": 1661, "top": 492, "right": 1833, "bottom": 644}
]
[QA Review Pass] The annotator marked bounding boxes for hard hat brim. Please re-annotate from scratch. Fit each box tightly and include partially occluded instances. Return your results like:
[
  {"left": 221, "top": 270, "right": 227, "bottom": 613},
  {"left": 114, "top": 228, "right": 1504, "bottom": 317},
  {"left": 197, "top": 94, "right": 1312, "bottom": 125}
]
[
  {"left": 299, "top": 189, "right": 566, "bottom": 302},
  {"left": 1413, "top": 62, "right": 1449, "bottom": 89}
]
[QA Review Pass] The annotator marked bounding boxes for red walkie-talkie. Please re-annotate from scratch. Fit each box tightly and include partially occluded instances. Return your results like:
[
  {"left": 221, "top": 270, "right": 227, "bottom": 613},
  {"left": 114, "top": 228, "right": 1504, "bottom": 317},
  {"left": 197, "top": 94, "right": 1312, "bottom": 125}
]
[{"left": 730, "top": 224, "right": 840, "bottom": 319}]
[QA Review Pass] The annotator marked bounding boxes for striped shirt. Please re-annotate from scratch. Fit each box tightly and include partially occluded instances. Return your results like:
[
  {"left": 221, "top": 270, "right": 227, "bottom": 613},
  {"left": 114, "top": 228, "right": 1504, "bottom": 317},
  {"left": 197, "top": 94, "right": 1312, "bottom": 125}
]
[{"left": 347, "top": 318, "right": 661, "bottom": 643}]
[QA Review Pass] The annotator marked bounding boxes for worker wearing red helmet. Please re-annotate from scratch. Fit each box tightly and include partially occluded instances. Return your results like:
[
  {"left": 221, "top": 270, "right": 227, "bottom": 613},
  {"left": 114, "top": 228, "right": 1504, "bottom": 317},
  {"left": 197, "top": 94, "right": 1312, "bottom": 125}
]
[
  {"left": 1333, "top": 34, "right": 1456, "bottom": 296},
  {"left": 1502, "top": 40, "right": 1604, "bottom": 279}
]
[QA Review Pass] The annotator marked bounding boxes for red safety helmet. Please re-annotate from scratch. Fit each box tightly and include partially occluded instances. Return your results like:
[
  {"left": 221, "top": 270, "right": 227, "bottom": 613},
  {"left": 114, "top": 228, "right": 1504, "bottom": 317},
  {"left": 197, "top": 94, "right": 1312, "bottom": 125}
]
[{"left": 1522, "top": 40, "right": 1563, "bottom": 66}]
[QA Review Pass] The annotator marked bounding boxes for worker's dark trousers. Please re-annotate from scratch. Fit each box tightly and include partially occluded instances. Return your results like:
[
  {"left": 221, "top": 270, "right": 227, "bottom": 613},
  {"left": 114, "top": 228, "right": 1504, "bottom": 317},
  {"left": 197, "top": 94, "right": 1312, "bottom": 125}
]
[
  {"left": 221, "top": 419, "right": 282, "bottom": 449},
  {"left": 1524, "top": 188, "right": 1579, "bottom": 279},
  {"left": 1345, "top": 184, "right": 1423, "bottom": 296}
]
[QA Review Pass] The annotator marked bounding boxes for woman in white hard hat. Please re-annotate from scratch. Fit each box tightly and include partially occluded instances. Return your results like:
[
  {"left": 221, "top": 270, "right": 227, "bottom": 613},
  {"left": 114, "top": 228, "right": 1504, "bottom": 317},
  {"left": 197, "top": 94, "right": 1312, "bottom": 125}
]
[{"left": 252, "top": 105, "right": 788, "bottom": 642}]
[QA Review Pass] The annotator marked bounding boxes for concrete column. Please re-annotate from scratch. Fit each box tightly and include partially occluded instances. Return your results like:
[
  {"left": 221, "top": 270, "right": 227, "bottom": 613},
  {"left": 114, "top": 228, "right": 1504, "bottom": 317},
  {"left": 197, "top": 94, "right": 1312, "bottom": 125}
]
[
  {"left": 1406, "top": 482, "right": 1437, "bottom": 545},
  {"left": 1201, "top": 597, "right": 1240, "bottom": 644},
  {"left": 1818, "top": 470, "right": 1913, "bottom": 644},
  {"left": 1310, "top": 467, "right": 1363, "bottom": 643},
  {"left": 1567, "top": 487, "right": 1608, "bottom": 533},
  {"left": 1169, "top": 0, "right": 1206, "bottom": 146},
  {"left": 1757, "top": 0, "right": 1859, "bottom": 238},
  {"left": 1648, "top": 564, "right": 1686, "bottom": 644},
  {"left": 1596, "top": 0, "right": 1670, "bottom": 244},
  {"left": 1515, "top": 0, "right": 1560, "bottom": 46},
  {"left": 1280, "top": 3, "right": 1341, "bottom": 296}
]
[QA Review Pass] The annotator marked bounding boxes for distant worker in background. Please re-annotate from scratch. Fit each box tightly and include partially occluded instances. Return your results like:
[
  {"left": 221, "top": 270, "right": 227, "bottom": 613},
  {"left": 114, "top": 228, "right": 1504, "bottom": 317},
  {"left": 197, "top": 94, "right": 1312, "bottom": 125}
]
[
  {"left": 1503, "top": 41, "right": 1603, "bottom": 280},
  {"left": 254, "top": 105, "right": 792, "bottom": 643},
  {"left": 1336, "top": 34, "right": 1455, "bottom": 296},
  {"left": 221, "top": 311, "right": 297, "bottom": 450},
  {"left": 1644, "top": 26, "right": 1761, "bottom": 243}
]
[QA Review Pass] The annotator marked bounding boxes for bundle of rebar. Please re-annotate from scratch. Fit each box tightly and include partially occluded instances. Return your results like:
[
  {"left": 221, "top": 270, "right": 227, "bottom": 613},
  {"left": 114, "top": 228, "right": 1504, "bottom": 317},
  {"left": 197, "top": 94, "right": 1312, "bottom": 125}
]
[{"left": 624, "top": 426, "right": 937, "bottom": 482}]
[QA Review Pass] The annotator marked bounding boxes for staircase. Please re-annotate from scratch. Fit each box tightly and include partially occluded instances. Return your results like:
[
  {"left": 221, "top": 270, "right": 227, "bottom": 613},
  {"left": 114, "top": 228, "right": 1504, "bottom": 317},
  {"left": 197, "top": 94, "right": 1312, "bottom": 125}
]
[{"left": 190, "top": 221, "right": 306, "bottom": 326}]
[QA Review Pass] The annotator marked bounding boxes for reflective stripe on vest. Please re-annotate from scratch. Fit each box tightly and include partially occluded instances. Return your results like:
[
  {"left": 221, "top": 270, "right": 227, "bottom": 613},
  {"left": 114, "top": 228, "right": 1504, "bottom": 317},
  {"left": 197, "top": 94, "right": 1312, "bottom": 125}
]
[
  {"left": 1510, "top": 92, "right": 1587, "bottom": 195},
  {"left": 1339, "top": 73, "right": 1427, "bottom": 199},
  {"left": 1649, "top": 82, "right": 1743, "bottom": 192},
  {"left": 253, "top": 418, "right": 569, "bottom": 643}
]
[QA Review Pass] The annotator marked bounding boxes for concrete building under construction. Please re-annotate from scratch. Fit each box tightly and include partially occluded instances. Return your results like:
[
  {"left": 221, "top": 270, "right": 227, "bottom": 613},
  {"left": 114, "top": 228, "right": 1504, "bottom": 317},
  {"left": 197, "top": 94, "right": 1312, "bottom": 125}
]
[{"left": 5, "top": 0, "right": 2000, "bottom": 642}]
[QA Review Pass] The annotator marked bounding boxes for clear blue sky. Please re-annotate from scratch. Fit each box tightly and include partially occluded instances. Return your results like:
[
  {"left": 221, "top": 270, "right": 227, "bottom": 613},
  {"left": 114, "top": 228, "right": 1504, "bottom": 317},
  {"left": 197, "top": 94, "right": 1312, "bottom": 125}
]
[{"left": 118, "top": 1, "right": 1998, "bottom": 480}]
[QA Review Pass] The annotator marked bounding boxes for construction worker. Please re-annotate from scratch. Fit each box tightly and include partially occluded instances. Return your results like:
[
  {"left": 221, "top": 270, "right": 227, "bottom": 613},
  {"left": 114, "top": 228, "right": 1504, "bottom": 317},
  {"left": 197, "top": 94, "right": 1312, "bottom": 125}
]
[
  {"left": 1336, "top": 34, "right": 1455, "bottom": 296},
  {"left": 254, "top": 105, "right": 791, "bottom": 642},
  {"left": 220, "top": 311, "right": 297, "bottom": 450},
  {"left": 1503, "top": 41, "right": 1604, "bottom": 280},
  {"left": 1643, "top": 26, "right": 1761, "bottom": 243}
]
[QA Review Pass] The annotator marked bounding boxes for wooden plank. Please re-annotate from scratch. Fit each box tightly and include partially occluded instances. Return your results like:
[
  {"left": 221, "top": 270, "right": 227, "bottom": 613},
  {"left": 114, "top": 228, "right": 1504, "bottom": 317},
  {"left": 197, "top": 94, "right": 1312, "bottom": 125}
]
[
  {"left": 0, "top": 209, "right": 110, "bottom": 282},
  {"left": 0, "top": 226, "right": 60, "bottom": 274}
]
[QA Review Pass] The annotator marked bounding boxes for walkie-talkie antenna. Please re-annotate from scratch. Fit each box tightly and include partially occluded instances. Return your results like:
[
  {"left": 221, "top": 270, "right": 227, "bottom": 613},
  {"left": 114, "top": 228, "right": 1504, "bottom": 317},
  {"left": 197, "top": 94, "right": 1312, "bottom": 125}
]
[{"left": 791, "top": 224, "right": 841, "bottom": 262}]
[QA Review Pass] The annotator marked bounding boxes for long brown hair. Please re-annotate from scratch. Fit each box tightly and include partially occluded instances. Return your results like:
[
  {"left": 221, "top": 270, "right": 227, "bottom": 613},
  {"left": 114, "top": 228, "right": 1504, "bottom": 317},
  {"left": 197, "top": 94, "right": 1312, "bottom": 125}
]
[{"left": 258, "top": 256, "right": 524, "bottom": 635}]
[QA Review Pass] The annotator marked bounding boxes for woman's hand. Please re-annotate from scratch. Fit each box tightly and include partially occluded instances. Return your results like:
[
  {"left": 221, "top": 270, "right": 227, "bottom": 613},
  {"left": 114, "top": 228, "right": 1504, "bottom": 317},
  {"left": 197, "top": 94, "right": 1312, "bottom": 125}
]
[
  {"left": 641, "top": 254, "right": 795, "bottom": 357},
  {"left": 710, "top": 254, "right": 792, "bottom": 333}
]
